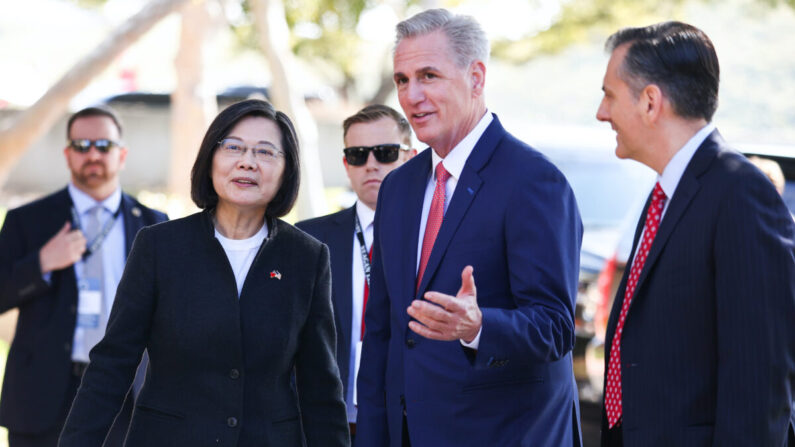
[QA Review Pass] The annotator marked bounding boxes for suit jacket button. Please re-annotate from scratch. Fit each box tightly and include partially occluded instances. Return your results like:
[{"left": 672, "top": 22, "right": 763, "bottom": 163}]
[
  {"left": 64, "top": 342, "right": 71, "bottom": 352},
  {"left": 406, "top": 338, "right": 416, "bottom": 348},
  {"left": 70, "top": 304, "right": 77, "bottom": 315},
  {"left": 229, "top": 369, "right": 240, "bottom": 379},
  {"left": 227, "top": 417, "right": 238, "bottom": 427}
]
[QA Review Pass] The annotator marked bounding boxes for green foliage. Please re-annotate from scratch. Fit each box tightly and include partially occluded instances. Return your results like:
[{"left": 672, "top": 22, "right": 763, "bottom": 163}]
[
  {"left": 284, "top": 0, "right": 369, "bottom": 29},
  {"left": 284, "top": 0, "right": 368, "bottom": 76},
  {"left": 492, "top": 0, "right": 689, "bottom": 64},
  {"left": 70, "top": 0, "right": 107, "bottom": 7},
  {"left": 64, "top": 0, "right": 795, "bottom": 100},
  {"left": 232, "top": 0, "right": 373, "bottom": 91},
  {"left": 232, "top": 0, "right": 428, "bottom": 98},
  {"left": 757, "top": 0, "right": 795, "bottom": 7}
]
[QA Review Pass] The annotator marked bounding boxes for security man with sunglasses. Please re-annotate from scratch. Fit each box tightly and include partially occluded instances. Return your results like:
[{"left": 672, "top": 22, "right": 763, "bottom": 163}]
[
  {"left": 297, "top": 104, "right": 416, "bottom": 439},
  {"left": 0, "top": 105, "right": 167, "bottom": 447}
]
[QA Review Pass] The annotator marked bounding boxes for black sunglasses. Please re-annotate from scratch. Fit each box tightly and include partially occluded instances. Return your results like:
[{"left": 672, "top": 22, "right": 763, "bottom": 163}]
[
  {"left": 68, "top": 139, "right": 120, "bottom": 154},
  {"left": 343, "top": 144, "right": 409, "bottom": 166}
]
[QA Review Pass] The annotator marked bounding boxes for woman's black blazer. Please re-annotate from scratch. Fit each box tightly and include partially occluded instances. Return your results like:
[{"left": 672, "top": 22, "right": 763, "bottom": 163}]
[{"left": 59, "top": 210, "right": 349, "bottom": 446}]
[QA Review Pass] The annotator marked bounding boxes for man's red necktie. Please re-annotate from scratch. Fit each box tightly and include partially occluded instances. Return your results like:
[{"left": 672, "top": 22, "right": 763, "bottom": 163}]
[
  {"left": 605, "top": 182, "right": 667, "bottom": 427},
  {"left": 416, "top": 162, "right": 451, "bottom": 292}
]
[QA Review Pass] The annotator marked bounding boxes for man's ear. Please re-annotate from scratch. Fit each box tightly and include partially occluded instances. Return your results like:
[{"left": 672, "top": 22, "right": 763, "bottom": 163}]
[
  {"left": 640, "top": 84, "right": 664, "bottom": 125},
  {"left": 470, "top": 60, "right": 486, "bottom": 96},
  {"left": 118, "top": 146, "right": 128, "bottom": 169}
]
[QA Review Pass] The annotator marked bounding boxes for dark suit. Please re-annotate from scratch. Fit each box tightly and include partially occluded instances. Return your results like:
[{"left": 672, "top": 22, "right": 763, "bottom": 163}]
[
  {"left": 59, "top": 210, "right": 349, "bottom": 447},
  {"left": 0, "top": 187, "right": 166, "bottom": 444},
  {"left": 356, "top": 115, "right": 584, "bottom": 446},
  {"left": 601, "top": 131, "right": 795, "bottom": 446},
  {"left": 296, "top": 206, "right": 357, "bottom": 410}
]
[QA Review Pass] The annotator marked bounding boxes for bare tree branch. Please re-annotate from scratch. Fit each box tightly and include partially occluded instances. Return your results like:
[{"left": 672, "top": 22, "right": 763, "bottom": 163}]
[{"left": 0, "top": 0, "right": 192, "bottom": 189}]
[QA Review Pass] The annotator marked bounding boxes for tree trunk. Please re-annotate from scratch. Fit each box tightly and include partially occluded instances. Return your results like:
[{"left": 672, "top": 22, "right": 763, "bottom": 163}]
[
  {"left": 0, "top": 0, "right": 192, "bottom": 190},
  {"left": 169, "top": 0, "right": 219, "bottom": 204},
  {"left": 250, "top": 0, "right": 327, "bottom": 220}
]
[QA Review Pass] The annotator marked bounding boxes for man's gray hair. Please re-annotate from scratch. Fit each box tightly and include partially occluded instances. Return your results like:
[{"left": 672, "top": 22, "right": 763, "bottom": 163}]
[{"left": 395, "top": 8, "right": 489, "bottom": 68}]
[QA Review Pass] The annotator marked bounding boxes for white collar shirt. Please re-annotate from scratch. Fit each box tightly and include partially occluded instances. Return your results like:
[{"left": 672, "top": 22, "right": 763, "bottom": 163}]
[
  {"left": 631, "top": 123, "right": 716, "bottom": 263},
  {"left": 657, "top": 123, "right": 716, "bottom": 215},
  {"left": 416, "top": 111, "right": 493, "bottom": 270}
]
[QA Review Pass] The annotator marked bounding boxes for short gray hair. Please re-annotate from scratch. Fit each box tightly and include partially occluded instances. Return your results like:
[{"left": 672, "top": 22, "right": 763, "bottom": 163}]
[{"left": 395, "top": 8, "right": 489, "bottom": 68}]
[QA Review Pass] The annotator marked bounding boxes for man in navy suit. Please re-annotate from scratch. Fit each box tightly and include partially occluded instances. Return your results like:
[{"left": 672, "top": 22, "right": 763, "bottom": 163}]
[
  {"left": 296, "top": 104, "right": 415, "bottom": 438},
  {"left": 0, "top": 106, "right": 167, "bottom": 447},
  {"left": 355, "top": 9, "right": 583, "bottom": 447},
  {"left": 596, "top": 22, "right": 795, "bottom": 446}
]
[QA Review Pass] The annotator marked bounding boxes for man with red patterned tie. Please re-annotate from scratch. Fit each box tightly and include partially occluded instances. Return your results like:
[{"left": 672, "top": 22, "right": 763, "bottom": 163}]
[
  {"left": 296, "top": 104, "right": 415, "bottom": 440},
  {"left": 355, "top": 8, "right": 584, "bottom": 447},
  {"left": 597, "top": 22, "right": 795, "bottom": 446}
]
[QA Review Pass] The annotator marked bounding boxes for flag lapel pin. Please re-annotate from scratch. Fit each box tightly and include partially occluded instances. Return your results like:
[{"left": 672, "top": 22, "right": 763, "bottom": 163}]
[{"left": 269, "top": 270, "right": 282, "bottom": 280}]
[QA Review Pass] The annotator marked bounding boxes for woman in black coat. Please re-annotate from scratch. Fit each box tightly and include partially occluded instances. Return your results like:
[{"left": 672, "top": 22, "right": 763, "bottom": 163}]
[{"left": 59, "top": 99, "right": 349, "bottom": 446}]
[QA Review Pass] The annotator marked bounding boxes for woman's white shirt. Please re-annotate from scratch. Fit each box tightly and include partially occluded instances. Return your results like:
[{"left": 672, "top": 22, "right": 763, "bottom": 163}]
[{"left": 214, "top": 222, "right": 268, "bottom": 297}]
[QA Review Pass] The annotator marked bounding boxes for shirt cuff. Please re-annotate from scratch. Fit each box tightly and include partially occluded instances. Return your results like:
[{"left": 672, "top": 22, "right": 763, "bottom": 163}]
[
  {"left": 460, "top": 326, "right": 482, "bottom": 350},
  {"left": 42, "top": 272, "right": 52, "bottom": 284}
]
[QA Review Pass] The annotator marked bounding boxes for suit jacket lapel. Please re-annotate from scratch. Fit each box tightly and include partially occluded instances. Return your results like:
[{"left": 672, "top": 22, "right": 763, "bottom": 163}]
[
  {"left": 415, "top": 115, "right": 503, "bottom": 296},
  {"left": 54, "top": 187, "right": 74, "bottom": 227},
  {"left": 330, "top": 206, "right": 355, "bottom": 343},
  {"left": 401, "top": 149, "right": 433, "bottom": 301},
  {"left": 54, "top": 188, "right": 79, "bottom": 293},
  {"left": 120, "top": 193, "right": 143, "bottom": 258},
  {"left": 628, "top": 131, "right": 721, "bottom": 314}
]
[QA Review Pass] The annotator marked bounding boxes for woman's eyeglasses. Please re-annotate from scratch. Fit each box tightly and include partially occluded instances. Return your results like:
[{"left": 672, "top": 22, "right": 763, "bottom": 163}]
[{"left": 218, "top": 139, "right": 284, "bottom": 162}]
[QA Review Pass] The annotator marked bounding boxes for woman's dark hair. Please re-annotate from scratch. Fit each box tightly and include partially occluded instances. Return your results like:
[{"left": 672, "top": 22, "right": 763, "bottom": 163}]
[
  {"left": 606, "top": 21, "right": 720, "bottom": 122},
  {"left": 190, "top": 99, "right": 300, "bottom": 217}
]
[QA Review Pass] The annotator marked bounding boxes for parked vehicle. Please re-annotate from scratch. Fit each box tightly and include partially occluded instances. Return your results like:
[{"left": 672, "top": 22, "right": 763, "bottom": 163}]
[{"left": 539, "top": 139, "right": 654, "bottom": 403}]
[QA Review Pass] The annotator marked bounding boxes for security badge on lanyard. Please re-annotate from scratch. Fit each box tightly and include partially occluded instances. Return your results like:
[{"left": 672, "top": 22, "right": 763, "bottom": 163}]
[
  {"left": 76, "top": 279, "right": 102, "bottom": 329},
  {"left": 71, "top": 206, "right": 120, "bottom": 329},
  {"left": 353, "top": 214, "right": 371, "bottom": 407}
]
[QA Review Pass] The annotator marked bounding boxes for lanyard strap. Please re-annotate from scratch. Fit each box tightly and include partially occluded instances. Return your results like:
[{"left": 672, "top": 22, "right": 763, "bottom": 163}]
[
  {"left": 70, "top": 205, "right": 122, "bottom": 259},
  {"left": 354, "top": 214, "right": 371, "bottom": 287}
]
